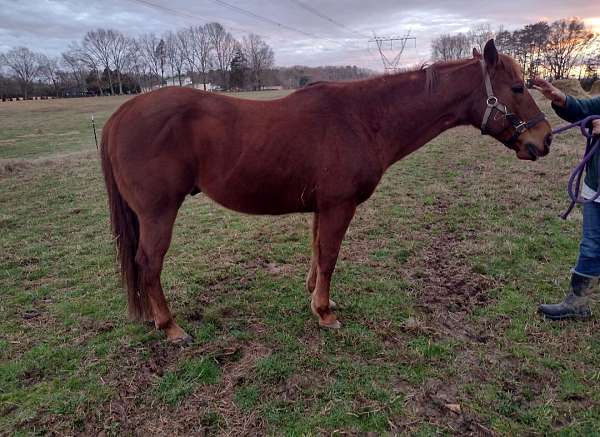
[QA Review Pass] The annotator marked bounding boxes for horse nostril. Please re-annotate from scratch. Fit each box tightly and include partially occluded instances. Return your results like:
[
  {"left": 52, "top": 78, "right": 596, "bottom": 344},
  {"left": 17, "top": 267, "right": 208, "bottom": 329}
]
[{"left": 544, "top": 133, "right": 553, "bottom": 148}]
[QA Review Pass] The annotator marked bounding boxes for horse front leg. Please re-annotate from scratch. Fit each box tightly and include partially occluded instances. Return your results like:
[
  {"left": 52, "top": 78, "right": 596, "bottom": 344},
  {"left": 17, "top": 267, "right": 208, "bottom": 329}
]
[
  {"left": 310, "top": 203, "right": 356, "bottom": 328},
  {"left": 305, "top": 213, "right": 319, "bottom": 293},
  {"left": 306, "top": 212, "right": 338, "bottom": 309}
]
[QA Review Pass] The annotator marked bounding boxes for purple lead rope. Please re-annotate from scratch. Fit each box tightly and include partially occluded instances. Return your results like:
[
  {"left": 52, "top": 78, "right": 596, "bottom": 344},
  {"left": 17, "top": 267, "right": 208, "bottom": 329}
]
[{"left": 552, "top": 115, "right": 600, "bottom": 219}]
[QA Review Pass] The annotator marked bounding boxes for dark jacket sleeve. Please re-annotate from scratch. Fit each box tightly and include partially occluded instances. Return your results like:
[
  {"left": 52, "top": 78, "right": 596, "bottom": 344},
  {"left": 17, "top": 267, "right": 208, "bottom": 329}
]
[{"left": 552, "top": 95, "right": 600, "bottom": 123}]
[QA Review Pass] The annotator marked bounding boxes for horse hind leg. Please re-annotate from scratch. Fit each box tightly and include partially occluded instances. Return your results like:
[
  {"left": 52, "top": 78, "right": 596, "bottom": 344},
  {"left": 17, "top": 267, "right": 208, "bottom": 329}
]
[{"left": 136, "top": 206, "right": 190, "bottom": 343}]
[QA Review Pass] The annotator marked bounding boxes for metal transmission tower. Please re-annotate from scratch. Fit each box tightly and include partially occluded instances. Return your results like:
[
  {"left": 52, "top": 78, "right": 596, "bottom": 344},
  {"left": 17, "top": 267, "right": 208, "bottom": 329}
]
[{"left": 370, "top": 31, "right": 416, "bottom": 73}]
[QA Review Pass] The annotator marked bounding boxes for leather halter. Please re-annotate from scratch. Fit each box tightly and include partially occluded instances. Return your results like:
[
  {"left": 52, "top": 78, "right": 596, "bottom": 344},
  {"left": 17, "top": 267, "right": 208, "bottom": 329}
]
[{"left": 479, "top": 59, "right": 546, "bottom": 149}]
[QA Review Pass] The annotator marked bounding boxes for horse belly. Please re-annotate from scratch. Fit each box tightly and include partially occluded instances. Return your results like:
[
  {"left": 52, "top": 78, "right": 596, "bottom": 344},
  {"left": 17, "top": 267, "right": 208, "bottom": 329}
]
[{"left": 200, "top": 174, "right": 317, "bottom": 215}]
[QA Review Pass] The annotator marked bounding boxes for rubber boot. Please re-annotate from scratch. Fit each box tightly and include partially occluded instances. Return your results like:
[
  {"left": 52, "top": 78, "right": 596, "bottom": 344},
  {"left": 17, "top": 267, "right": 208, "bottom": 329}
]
[{"left": 538, "top": 273, "right": 600, "bottom": 320}]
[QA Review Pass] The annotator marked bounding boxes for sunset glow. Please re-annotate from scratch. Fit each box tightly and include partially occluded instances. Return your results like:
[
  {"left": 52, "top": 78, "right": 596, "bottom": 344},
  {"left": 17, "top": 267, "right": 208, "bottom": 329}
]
[{"left": 584, "top": 16, "right": 600, "bottom": 33}]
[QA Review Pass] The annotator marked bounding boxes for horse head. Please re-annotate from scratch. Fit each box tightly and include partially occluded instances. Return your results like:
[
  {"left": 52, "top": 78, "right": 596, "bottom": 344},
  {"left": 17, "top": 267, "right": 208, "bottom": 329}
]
[{"left": 473, "top": 39, "right": 552, "bottom": 161}]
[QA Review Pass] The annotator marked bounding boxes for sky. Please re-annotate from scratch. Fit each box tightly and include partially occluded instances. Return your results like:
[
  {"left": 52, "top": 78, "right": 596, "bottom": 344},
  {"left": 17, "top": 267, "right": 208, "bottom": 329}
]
[{"left": 0, "top": 0, "right": 599, "bottom": 71}]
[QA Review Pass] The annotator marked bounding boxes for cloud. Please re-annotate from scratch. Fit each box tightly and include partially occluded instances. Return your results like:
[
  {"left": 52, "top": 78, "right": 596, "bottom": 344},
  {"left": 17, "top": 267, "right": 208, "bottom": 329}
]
[{"left": 0, "top": 0, "right": 598, "bottom": 70}]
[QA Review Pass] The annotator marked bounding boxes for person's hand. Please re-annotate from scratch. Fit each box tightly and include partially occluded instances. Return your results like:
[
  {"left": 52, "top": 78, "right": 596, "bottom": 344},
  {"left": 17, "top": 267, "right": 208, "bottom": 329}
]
[
  {"left": 532, "top": 77, "right": 567, "bottom": 107},
  {"left": 593, "top": 119, "right": 600, "bottom": 136}
]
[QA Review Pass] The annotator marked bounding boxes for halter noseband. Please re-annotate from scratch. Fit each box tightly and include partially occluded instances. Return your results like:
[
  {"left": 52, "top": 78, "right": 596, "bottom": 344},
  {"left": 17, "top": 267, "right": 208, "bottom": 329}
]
[{"left": 479, "top": 59, "right": 546, "bottom": 149}]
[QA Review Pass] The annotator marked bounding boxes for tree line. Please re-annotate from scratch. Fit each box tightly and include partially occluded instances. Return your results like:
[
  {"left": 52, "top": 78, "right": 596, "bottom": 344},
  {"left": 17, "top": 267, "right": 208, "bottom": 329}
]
[
  {"left": 431, "top": 18, "right": 599, "bottom": 81},
  {"left": 0, "top": 23, "right": 278, "bottom": 99},
  {"left": 0, "top": 22, "right": 377, "bottom": 100}
]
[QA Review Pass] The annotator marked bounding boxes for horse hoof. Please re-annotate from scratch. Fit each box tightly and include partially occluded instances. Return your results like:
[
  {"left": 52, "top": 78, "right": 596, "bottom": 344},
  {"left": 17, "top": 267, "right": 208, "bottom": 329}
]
[{"left": 319, "top": 319, "right": 341, "bottom": 329}]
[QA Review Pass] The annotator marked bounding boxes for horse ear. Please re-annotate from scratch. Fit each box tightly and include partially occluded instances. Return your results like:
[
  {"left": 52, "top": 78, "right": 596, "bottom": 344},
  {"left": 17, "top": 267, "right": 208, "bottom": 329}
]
[
  {"left": 483, "top": 39, "right": 498, "bottom": 67},
  {"left": 473, "top": 48, "right": 481, "bottom": 58}
]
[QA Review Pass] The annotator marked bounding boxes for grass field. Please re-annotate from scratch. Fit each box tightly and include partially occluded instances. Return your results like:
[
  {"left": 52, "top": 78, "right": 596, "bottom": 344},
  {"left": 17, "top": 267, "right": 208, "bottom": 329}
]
[{"left": 1, "top": 89, "right": 600, "bottom": 435}]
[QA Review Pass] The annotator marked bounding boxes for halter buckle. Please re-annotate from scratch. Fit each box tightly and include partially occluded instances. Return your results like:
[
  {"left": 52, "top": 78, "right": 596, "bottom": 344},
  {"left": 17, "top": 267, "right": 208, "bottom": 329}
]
[
  {"left": 514, "top": 121, "right": 527, "bottom": 132},
  {"left": 486, "top": 96, "right": 498, "bottom": 107}
]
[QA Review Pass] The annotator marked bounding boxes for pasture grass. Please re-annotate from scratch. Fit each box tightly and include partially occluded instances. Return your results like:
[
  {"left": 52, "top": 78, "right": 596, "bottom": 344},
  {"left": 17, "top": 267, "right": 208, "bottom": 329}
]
[{"left": 2, "top": 90, "right": 600, "bottom": 434}]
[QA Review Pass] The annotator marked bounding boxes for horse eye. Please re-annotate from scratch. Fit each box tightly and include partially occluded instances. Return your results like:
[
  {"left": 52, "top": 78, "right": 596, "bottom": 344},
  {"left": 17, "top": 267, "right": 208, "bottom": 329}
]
[{"left": 512, "top": 85, "right": 524, "bottom": 94}]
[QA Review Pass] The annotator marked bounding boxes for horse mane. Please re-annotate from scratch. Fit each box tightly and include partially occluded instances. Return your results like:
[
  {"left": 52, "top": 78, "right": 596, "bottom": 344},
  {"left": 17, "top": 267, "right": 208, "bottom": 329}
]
[
  {"left": 424, "top": 64, "right": 438, "bottom": 95},
  {"left": 297, "top": 58, "right": 479, "bottom": 96},
  {"left": 424, "top": 58, "right": 480, "bottom": 94},
  {"left": 365, "top": 58, "right": 478, "bottom": 94}
]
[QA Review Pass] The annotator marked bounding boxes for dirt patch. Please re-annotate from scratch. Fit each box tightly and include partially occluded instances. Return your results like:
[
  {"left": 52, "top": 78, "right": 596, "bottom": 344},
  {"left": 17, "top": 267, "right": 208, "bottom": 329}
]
[
  {"left": 80, "top": 339, "right": 184, "bottom": 434},
  {"left": 79, "top": 337, "right": 271, "bottom": 436},
  {"left": 401, "top": 197, "right": 497, "bottom": 342},
  {"left": 400, "top": 378, "right": 495, "bottom": 435},
  {"left": 185, "top": 342, "right": 270, "bottom": 435},
  {"left": 134, "top": 341, "right": 270, "bottom": 436},
  {"left": 385, "top": 198, "right": 504, "bottom": 433}
]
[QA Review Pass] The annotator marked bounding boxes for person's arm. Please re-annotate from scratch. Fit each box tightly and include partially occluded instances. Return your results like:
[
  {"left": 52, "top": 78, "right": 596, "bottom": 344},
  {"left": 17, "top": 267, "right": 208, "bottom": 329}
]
[{"left": 553, "top": 95, "right": 600, "bottom": 123}]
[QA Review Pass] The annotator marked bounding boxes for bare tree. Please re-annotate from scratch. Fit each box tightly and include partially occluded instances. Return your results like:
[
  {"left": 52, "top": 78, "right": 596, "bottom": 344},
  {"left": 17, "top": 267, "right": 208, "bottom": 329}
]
[
  {"left": 83, "top": 29, "right": 115, "bottom": 95},
  {"left": 127, "top": 39, "right": 152, "bottom": 92},
  {"left": 544, "top": 18, "right": 596, "bottom": 79},
  {"left": 431, "top": 33, "right": 470, "bottom": 61},
  {"left": 164, "top": 33, "right": 175, "bottom": 86},
  {"left": 109, "top": 30, "right": 132, "bottom": 94},
  {"left": 177, "top": 26, "right": 212, "bottom": 89},
  {"left": 68, "top": 43, "right": 105, "bottom": 95},
  {"left": 243, "top": 34, "right": 274, "bottom": 90},
  {"left": 38, "top": 54, "right": 61, "bottom": 97},
  {"left": 62, "top": 50, "right": 89, "bottom": 95},
  {"left": 164, "top": 31, "right": 180, "bottom": 85},
  {"left": 2, "top": 47, "right": 41, "bottom": 99},
  {"left": 138, "top": 33, "right": 166, "bottom": 88},
  {"left": 468, "top": 24, "right": 494, "bottom": 52},
  {"left": 206, "top": 22, "right": 237, "bottom": 90},
  {"left": 177, "top": 28, "right": 196, "bottom": 86},
  {"left": 191, "top": 25, "right": 213, "bottom": 90}
]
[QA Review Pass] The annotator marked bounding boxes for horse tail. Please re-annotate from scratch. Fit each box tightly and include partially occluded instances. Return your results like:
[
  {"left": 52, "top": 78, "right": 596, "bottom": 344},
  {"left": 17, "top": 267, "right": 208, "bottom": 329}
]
[{"left": 100, "top": 121, "right": 152, "bottom": 321}]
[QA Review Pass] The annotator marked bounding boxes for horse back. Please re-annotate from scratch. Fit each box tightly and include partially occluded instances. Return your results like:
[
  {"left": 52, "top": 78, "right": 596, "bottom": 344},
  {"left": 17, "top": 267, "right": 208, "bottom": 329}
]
[{"left": 106, "top": 86, "right": 383, "bottom": 215}]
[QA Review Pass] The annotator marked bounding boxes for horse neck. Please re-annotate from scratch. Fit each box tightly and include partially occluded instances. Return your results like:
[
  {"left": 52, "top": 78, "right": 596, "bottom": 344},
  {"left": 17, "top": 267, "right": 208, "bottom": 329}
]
[{"left": 354, "top": 60, "right": 483, "bottom": 167}]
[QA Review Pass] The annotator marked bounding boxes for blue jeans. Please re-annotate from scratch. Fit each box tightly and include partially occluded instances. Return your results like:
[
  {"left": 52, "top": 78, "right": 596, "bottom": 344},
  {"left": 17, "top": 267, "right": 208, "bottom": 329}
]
[{"left": 574, "top": 201, "right": 600, "bottom": 278}]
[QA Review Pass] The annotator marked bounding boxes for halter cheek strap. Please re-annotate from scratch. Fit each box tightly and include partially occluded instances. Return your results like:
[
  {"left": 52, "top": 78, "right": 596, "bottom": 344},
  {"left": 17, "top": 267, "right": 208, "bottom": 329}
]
[
  {"left": 479, "top": 59, "right": 546, "bottom": 148},
  {"left": 480, "top": 61, "right": 505, "bottom": 135}
]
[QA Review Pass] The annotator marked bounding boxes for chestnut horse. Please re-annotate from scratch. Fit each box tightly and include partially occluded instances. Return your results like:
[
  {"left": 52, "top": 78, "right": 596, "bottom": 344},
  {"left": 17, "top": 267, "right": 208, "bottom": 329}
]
[{"left": 101, "top": 40, "right": 552, "bottom": 342}]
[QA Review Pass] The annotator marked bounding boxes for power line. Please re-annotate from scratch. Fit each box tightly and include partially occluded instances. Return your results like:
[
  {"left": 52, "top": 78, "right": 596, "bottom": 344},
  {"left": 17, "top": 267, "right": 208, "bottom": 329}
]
[
  {"left": 287, "top": 0, "right": 369, "bottom": 39},
  {"left": 205, "top": 0, "right": 367, "bottom": 51},
  {"left": 124, "top": 0, "right": 250, "bottom": 34},
  {"left": 125, "top": 0, "right": 372, "bottom": 67},
  {"left": 204, "top": 0, "right": 318, "bottom": 39}
]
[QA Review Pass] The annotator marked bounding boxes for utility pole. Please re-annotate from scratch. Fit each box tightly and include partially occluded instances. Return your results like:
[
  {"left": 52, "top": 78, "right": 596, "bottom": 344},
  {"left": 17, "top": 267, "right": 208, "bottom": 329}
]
[{"left": 370, "top": 31, "right": 416, "bottom": 74}]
